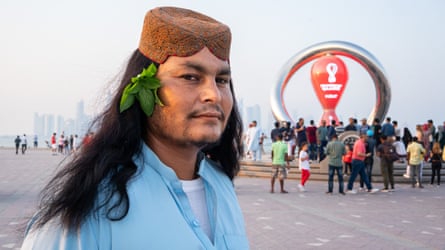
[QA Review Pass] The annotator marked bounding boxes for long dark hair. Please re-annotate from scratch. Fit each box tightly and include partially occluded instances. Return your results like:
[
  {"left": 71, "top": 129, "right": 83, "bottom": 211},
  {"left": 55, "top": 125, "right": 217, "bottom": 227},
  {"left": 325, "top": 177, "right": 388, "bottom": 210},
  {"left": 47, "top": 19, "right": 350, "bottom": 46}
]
[{"left": 32, "top": 49, "right": 243, "bottom": 230}]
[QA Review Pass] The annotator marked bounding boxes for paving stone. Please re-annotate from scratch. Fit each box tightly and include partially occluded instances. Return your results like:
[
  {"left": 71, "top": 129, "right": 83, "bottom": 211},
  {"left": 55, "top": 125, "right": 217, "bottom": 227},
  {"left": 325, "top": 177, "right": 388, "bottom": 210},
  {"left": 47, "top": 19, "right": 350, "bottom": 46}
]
[{"left": 0, "top": 149, "right": 444, "bottom": 249}]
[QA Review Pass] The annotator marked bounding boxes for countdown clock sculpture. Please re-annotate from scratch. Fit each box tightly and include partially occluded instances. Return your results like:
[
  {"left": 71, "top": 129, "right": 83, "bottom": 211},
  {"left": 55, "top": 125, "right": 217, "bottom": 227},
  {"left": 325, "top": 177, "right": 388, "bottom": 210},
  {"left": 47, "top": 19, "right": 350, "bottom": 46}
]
[{"left": 271, "top": 41, "right": 390, "bottom": 127}]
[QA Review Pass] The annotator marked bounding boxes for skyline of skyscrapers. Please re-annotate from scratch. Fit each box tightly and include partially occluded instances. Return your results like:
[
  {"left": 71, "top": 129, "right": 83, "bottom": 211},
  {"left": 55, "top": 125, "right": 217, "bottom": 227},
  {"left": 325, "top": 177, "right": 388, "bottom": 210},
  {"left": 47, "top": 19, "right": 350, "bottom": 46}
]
[
  {"left": 33, "top": 100, "right": 91, "bottom": 140},
  {"left": 32, "top": 98, "right": 274, "bottom": 141},
  {"left": 239, "top": 98, "right": 275, "bottom": 133}
]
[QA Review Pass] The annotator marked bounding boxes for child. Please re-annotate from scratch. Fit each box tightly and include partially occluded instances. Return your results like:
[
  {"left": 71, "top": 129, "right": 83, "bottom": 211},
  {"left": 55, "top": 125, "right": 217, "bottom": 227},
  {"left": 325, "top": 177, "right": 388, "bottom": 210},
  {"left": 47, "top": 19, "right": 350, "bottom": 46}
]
[
  {"left": 343, "top": 144, "right": 353, "bottom": 176},
  {"left": 298, "top": 142, "right": 310, "bottom": 192}
]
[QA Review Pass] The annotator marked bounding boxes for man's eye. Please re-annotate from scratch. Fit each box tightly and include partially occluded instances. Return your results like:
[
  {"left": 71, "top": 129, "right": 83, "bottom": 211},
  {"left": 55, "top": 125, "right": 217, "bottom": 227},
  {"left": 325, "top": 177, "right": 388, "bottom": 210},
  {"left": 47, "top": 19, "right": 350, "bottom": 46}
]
[
  {"left": 216, "top": 78, "right": 230, "bottom": 84},
  {"left": 182, "top": 74, "right": 199, "bottom": 81}
]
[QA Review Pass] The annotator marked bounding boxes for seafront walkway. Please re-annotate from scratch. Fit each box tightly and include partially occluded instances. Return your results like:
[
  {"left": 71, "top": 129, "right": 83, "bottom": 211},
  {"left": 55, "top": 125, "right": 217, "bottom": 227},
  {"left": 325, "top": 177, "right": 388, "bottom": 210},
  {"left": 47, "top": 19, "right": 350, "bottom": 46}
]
[{"left": 0, "top": 148, "right": 444, "bottom": 249}]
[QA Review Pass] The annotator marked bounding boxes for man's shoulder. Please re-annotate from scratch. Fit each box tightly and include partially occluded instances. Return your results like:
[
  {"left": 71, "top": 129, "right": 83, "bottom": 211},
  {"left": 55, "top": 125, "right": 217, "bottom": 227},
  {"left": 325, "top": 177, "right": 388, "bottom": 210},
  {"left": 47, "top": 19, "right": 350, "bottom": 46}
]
[
  {"left": 271, "top": 128, "right": 280, "bottom": 134},
  {"left": 272, "top": 140, "right": 285, "bottom": 146},
  {"left": 378, "top": 142, "right": 391, "bottom": 150},
  {"left": 353, "top": 139, "right": 363, "bottom": 147},
  {"left": 307, "top": 126, "right": 316, "bottom": 130}
]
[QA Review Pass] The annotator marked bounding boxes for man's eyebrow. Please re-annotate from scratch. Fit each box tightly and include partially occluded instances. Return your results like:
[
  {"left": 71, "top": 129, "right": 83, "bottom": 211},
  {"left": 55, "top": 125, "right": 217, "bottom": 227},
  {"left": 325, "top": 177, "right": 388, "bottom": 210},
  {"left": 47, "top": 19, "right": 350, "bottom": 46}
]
[{"left": 182, "top": 62, "right": 231, "bottom": 75}]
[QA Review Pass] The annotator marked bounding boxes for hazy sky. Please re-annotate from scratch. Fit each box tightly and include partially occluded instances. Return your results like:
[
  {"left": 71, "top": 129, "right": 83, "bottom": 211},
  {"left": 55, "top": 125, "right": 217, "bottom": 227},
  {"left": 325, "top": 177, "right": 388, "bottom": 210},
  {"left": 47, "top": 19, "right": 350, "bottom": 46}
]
[{"left": 1, "top": 0, "right": 444, "bottom": 135}]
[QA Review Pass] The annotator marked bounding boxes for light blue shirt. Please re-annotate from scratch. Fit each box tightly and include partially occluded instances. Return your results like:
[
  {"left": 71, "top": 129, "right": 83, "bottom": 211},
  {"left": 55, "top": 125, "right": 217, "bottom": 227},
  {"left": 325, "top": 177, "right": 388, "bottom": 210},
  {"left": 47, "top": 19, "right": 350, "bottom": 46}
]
[{"left": 22, "top": 143, "right": 249, "bottom": 249}]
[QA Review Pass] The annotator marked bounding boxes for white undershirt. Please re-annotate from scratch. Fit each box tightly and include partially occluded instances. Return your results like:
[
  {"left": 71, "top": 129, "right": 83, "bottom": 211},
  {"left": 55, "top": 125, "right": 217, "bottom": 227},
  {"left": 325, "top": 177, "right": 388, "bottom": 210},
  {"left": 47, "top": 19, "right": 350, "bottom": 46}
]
[{"left": 180, "top": 178, "right": 213, "bottom": 241}]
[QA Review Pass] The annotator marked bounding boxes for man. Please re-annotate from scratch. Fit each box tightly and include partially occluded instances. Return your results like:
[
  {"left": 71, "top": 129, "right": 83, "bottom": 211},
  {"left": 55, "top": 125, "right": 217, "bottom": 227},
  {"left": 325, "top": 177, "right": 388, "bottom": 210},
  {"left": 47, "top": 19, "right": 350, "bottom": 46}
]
[
  {"left": 270, "top": 121, "right": 281, "bottom": 143},
  {"left": 392, "top": 120, "right": 400, "bottom": 139},
  {"left": 246, "top": 120, "right": 261, "bottom": 161},
  {"left": 359, "top": 129, "right": 376, "bottom": 191},
  {"left": 21, "top": 7, "right": 248, "bottom": 249},
  {"left": 270, "top": 134, "right": 290, "bottom": 193},
  {"left": 427, "top": 119, "right": 436, "bottom": 151},
  {"left": 381, "top": 117, "right": 395, "bottom": 138},
  {"left": 358, "top": 118, "right": 370, "bottom": 135},
  {"left": 344, "top": 117, "right": 357, "bottom": 132},
  {"left": 21, "top": 134, "right": 27, "bottom": 155},
  {"left": 316, "top": 120, "right": 328, "bottom": 162},
  {"left": 283, "top": 121, "right": 296, "bottom": 160},
  {"left": 33, "top": 134, "right": 38, "bottom": 148},
  {"left": 372, "top": 118, "right": 382, "bottom": 147},
  {"left": 376, "top": 135, "right": 396, "bottom": 192},
  {"left": 406, "top": 136, "right": 426, "bottom": 188},
  {"left": 335, "top": 121, "right": 345, "bottom": 135},
  {"left": 327, "top": 120, "right": 337, "bottom": 141},
  {"left": 325, "top": 134, "right": 345, "bottom": 195},
  {"left": 14, "top": 135, "right": 21, "bottom": 155},
  {"left": 346, "top": 133, "right": 379, "bottom": 194},
  {"left": 306, "top": 120, "right": 317, "bottom": 161},
  {"left": 295, "top": 118, "right": 307, "bottom": 148}
]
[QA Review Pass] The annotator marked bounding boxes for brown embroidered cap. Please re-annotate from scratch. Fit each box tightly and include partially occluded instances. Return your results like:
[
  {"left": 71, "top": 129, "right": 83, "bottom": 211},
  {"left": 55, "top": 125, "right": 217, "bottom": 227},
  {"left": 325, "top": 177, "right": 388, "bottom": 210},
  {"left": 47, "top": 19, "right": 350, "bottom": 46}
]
[{"left": 139, "top": 7, "right": 231, "bottom": 64}]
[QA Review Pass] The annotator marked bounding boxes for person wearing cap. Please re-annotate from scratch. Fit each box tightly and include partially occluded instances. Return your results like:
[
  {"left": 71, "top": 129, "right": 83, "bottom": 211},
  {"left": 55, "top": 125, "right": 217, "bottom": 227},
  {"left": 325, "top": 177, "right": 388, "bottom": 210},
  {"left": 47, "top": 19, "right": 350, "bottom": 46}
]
[
  {"left": 21, "top": 7, "right": 248, "bottom": 249},
  {"left": 346, "top": 132, "right": 379, "bottom": 194},
  {"left": 359, "top": 129, "right": 376, "bottom": 191}
]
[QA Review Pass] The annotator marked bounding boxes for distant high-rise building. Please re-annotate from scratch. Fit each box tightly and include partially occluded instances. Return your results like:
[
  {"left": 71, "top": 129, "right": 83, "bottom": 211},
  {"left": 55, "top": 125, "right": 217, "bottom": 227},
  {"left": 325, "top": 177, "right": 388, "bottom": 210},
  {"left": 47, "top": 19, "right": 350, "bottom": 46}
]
[
  {"left": 46, "top": 114, "right": 55, "bottom": 138},
  {"left": 33, "top": 113, "right": 45, "bottom": 137},
  {"left": 237, "top": 98, "right": 244, "bottom": 122},
  {"left": 245, "top": 104, "right": 261, "bottom": 128},
  {"left": 33, "top": 99, "right": 92, "bottom": 139},
  {"left": 76, "top": 100, "right": 91, "bottom": 135},
  {"left": 64, "top": 119, "right": 76, "bottom": 135},
  {"left": 57, "top": 115, "right": 65, "bottom": 134}
]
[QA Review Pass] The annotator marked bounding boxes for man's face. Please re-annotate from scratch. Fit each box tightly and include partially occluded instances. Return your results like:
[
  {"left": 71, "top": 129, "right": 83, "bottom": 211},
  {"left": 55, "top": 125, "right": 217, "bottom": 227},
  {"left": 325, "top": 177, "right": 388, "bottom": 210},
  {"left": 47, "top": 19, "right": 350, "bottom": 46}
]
[{"left": 147, "top": 47, "right": 233, "bottom": 148}]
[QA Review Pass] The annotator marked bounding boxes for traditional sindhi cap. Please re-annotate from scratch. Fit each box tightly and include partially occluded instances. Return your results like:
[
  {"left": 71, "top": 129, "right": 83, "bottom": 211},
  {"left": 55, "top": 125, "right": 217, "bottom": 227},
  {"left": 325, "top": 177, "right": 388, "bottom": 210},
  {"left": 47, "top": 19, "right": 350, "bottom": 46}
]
[{"left": 139, "top": 7, "right": 231, "bottom": 64}]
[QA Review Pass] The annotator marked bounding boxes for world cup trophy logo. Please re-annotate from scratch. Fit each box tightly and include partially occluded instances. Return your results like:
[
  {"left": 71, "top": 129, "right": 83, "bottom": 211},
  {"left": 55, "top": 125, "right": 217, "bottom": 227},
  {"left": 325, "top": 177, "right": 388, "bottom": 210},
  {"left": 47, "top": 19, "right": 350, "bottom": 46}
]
[{"left": 310, "top": 55, "right": 348, "bottom": 124}]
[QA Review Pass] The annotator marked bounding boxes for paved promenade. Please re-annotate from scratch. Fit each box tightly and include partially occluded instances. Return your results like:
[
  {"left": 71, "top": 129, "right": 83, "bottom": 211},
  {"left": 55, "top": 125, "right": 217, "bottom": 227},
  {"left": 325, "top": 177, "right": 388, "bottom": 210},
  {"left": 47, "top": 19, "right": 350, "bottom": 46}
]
[{"left": 0, "top": 149, "right": 444, "bottom": 249}]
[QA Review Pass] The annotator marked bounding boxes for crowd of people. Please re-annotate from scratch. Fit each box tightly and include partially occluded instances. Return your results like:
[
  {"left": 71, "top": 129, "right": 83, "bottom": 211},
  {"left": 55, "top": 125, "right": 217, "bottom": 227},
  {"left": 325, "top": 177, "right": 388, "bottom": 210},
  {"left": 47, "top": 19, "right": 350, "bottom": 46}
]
[
  {"left": 246, "top": 117, "right": 444, "bottom": 194},
  {"left": 47, "top": 132, "right": 93, "bottom": 155},
  {"left": 13, "top": 132, "right": 94, "bottom": 156}
]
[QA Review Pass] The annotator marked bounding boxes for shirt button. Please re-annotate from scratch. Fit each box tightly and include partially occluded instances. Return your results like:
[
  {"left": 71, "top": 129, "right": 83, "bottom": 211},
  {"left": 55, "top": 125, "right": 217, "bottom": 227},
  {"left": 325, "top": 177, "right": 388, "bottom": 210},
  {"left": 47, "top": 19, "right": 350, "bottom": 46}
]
[{"left": 192, "top": 220, "right": 200, "bottom": 227}]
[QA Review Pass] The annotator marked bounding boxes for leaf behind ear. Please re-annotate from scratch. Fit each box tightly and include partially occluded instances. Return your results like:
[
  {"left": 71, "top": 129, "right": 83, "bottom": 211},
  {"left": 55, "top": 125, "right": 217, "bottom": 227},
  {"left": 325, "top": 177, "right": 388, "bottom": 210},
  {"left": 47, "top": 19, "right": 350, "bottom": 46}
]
[
  {"left": 120, "top": 93, "right": 135, "bottom": 113},
  {"left": 137, "top": 88, "right": 155, "bottom": 116},
  {"left": 128, "top": 82, "right": 142, "bottom": 94},
  {"left": 146, "top": 63, "right": 157, "bottom": 76}
]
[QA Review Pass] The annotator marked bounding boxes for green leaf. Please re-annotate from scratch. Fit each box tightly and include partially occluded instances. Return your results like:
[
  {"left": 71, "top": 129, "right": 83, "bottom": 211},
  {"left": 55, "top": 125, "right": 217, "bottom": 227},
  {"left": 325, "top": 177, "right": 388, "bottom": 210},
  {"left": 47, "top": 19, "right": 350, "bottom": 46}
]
[
  {"left": 128, "top": 82, "right": 142, "bottom": 94},
  {"left": 146, "top": 63, "right": 157, "bottom": 76},
  {"left": 120, "top": 84, "right": 133, "bottom": 111},
  {"left": 137, "top": 88, "right": 155, "bottom": 117},
  {"left": 144, "top": 78, "right": 161, "bottom": 90},
  {"left": 119, "top": 63, "right": 162, "bottom": 116},
  {"left": 120, "top": 92, "right": 135, "bottom": 113}
]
